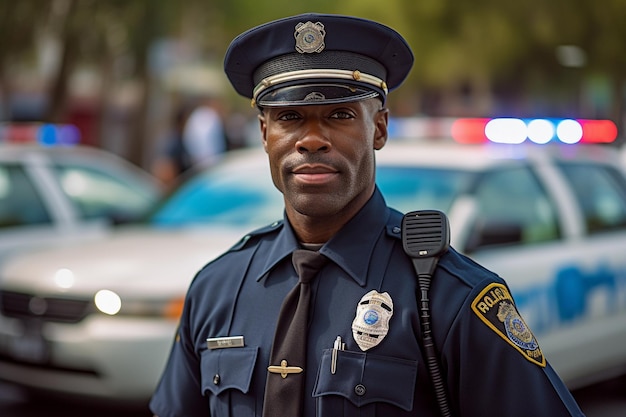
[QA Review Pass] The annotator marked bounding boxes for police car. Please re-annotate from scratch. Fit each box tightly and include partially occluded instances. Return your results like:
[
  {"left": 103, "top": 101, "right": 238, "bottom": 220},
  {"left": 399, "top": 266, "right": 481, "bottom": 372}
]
[
  {"left": 0, "top": 123, "right": 162, "bottom": 265},
  {"left": 0, "top": 117, "right": 624, "bottom": 402}
]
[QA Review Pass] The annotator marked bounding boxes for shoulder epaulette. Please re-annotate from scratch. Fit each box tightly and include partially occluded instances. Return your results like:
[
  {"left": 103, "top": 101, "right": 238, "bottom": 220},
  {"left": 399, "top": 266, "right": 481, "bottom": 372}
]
[
  {"left": 227, "top": 219, "right": 284, "bottom": 251},
  {"left": 384, "top": 208, "right": 404, "bottom": 240}
]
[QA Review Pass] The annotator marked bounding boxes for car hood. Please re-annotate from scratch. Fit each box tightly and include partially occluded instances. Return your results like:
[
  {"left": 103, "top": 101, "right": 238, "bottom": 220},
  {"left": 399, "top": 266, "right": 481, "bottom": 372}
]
[{"left": 0, "top": 226, "right": 249, "bottom": 297}]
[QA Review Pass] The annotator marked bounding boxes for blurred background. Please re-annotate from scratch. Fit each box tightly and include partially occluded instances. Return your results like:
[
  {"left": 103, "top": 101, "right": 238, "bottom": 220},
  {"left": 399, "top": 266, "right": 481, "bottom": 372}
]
[
  {"left": 1, "top": 0, "right": 624, "bottom": 171},
  {"left": 1, "top": 1, "right": 626, "bottom": 416}
]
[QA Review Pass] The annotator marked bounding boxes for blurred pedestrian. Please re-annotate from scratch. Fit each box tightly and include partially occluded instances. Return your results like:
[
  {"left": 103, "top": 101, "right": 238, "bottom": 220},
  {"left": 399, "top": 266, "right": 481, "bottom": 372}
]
[
  {"left": 183, "top": 95, "right": 227, "bottom": 166},
  {"left": 151, "top": 104, "right": 193, "bottom": 188}
]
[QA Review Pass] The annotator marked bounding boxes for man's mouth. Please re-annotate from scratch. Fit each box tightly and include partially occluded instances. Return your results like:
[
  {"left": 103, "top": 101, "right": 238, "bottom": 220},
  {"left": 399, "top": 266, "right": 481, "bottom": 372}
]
[{"left": 292, "top": 164, "right": 338, "bottom": 184}]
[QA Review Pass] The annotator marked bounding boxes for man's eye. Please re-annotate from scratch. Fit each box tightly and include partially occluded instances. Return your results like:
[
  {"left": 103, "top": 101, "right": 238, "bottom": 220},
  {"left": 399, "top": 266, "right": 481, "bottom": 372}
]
[
  {"left": 278, "top": 112, "right": 300, "bottom": 121},
  {"left": 330, "top": 111, "right": 354, "bottom": 119}
]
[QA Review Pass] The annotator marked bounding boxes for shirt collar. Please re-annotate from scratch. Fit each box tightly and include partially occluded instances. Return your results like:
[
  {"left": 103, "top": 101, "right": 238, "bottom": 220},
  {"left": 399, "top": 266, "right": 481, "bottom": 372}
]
[{"left": 254, "top": 187, "right": 390, "bottom": 286}]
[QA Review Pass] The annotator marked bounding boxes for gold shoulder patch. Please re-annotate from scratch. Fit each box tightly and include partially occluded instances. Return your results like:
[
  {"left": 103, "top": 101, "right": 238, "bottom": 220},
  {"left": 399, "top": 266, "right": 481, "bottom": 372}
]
[{"left": 471, "top": 283, "right": 546, "bottom": 367}]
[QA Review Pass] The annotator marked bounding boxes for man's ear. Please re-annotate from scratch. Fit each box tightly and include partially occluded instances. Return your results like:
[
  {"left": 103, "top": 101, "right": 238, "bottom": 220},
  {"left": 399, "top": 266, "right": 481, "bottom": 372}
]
[
  {"left": 258, "top": 112, "right": 268, "bottom": 152},
  {"left": 374, "top": 107, "right": 389, "bottom": 150}
]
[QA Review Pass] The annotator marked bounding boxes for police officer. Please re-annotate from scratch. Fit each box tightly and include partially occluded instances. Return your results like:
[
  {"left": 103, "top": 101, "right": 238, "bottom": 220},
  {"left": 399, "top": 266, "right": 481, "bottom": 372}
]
[{"left": 150, "top": 13, "right": 585, "bottom": 417}]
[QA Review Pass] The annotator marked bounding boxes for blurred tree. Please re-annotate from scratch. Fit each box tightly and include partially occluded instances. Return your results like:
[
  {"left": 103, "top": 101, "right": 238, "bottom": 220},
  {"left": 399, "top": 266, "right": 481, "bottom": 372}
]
[
  {"left": 44, "top": 0, "right": 79, "bottom": 123},
  {"left": 0, "top": 1, "right": 51, "bottom": 120},
  {"left": 1, "top": 0, "right": 624, "bottom": 166},
  {"left": 574, "top": 0, "right": 626, "bottom": 130}
]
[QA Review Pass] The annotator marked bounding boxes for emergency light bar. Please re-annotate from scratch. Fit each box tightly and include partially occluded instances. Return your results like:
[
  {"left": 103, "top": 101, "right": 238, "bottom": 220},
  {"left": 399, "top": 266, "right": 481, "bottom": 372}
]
[
  {"left": 451, "top": 118, "right": 617, "bottom": 145},
  {"left": 0, "top": 123, "right": 80, "bottom": 146}
]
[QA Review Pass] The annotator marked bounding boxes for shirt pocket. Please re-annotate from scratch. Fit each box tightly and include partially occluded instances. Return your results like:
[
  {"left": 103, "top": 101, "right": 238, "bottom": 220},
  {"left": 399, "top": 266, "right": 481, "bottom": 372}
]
[
  {"left": 313, "top": 348, "right": 418, "bottom": 417},
  {"left": 201, "top": 346, "right": 259, "bottom": 417}
]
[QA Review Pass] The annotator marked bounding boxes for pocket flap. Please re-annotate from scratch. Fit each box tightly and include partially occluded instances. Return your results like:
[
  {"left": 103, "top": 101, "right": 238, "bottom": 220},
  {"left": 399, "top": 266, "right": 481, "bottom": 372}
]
[
  {"left": 313, "top": 349, "right": 418, "bottom": 411},
  {"left": 201, "top": 346, "right": 259, "bottom": 396}
]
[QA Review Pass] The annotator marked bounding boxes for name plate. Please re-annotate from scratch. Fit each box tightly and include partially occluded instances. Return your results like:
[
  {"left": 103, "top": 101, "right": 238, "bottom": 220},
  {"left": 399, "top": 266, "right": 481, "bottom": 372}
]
[{"left": 207, "top": 336, "right": 245, "bottom": 349}]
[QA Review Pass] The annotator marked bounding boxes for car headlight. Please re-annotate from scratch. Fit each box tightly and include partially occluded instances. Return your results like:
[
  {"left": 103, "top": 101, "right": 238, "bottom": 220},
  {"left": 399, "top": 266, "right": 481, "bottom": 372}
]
[
  {"left": 94, "top": 289, "right": 184, "bottom": 320},
  {"left": 94, "top": 289, "right": 122, "bottom": 315}
]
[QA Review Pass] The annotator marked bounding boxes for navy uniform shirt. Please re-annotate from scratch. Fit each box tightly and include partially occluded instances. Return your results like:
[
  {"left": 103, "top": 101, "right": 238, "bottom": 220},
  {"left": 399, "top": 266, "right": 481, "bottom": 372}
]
[{"left": 150, "top": 188, "right": 585, "bottom": 417}]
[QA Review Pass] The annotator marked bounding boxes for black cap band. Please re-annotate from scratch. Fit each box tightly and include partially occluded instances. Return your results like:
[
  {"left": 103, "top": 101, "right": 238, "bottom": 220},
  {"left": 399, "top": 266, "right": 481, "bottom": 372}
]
[
  {"left": 252, "top": 51, "right": 387, "bottom": 106},
  {"left": 253, "top": 51, "right": 387, "bottom": 84}
]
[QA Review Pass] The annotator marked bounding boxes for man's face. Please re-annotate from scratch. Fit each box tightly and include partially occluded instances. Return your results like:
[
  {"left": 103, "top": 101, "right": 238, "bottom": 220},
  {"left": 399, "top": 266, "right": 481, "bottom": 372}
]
[{"left": 259, "top": 98, "right": 388, "bottom": 221}]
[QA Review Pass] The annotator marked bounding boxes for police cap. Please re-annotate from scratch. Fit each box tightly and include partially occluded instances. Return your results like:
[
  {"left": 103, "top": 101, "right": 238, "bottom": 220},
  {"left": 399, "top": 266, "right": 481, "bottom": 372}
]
[{"left": 224, "top": 13, "right": 414, "bottom": 108}]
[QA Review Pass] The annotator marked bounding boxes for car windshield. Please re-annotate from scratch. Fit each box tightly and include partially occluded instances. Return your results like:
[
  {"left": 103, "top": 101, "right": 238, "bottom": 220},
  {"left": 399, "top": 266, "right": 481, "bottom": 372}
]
[
  {"left": 148, "top": 164, "right": 471, "bottom": 228},
  {"left": 52, "top": 164, "right": 158, "bottom": 221},
  {"left": 376, "top": 166, "right": 470, "bottom": 214},
  {"left": 149, "top": 168, "right": 282, "bottom": 228}
]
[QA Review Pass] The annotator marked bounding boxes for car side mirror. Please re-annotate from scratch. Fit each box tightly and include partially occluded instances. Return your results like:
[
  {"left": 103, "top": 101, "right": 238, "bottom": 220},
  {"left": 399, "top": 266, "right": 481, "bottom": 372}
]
[{"left": 464, "top": 219, "right": 523, "bottom": 254}]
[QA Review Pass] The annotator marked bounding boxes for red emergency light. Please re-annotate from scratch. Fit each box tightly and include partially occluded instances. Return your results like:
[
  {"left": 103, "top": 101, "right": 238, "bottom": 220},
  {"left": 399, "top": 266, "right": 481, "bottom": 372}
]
[{"left": 451, "top": 118, "right": 618, "bottom": 145}]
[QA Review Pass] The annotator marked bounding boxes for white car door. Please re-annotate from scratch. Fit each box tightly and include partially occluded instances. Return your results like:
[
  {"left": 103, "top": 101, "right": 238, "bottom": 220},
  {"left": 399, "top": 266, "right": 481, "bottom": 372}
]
[{"left": 453, "top": 159, "right": 626, "bottom": 388}]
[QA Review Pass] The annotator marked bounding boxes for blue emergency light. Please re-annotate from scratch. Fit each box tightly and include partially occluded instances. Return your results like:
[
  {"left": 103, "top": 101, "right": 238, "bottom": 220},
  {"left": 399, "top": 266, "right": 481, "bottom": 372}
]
[
  {"left": 0, "top": 123, "right": 81, "bottom": 146},
  {"left": 451, "top": 118, "right": 618, "bottom": 145}
]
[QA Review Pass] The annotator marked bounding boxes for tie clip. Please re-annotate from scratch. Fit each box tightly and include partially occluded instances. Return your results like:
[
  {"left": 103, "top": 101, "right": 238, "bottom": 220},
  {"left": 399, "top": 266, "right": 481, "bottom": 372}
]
[
  {"left": 268, "top": 360, "right": 303, "bottom": 378},
  {"left": 207, "top": 336, "right": 245, "bottom": 349}
]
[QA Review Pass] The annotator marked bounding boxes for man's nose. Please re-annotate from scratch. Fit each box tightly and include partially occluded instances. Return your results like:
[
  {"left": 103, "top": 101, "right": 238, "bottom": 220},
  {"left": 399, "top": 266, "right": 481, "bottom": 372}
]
[{"left": 296, "top": 123, "right": 331, "bottom": 153}]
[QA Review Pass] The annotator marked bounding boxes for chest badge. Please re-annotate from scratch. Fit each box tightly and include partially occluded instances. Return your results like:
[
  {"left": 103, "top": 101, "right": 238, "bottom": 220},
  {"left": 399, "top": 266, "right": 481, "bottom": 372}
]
[{"left": 352, "top": 290, "right": 393, "bottom": 351}]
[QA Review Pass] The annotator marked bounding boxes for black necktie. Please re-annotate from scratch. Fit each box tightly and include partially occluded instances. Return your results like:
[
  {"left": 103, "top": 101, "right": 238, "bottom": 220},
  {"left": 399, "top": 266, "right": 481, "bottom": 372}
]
[{"left": 262, "top": 249, "right": 328, "bottom": 417}]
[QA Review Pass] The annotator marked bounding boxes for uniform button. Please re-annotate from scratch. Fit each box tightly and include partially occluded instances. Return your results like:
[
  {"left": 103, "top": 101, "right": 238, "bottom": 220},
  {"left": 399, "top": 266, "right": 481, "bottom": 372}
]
[
  {"left": 213, "top": 374, "right": 220, "bottom": 385},
  {"left": 354, "top": 384, "right": 366, "bottom": 396},
  {"left": 392, "top": 226, "right": 401, "bottom": 234}
]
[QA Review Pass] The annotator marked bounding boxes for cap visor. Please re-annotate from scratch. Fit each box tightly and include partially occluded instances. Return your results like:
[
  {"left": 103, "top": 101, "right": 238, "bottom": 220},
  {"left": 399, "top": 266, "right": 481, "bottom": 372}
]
[{"left": 257, "top": 83, "right": 381, "bottom": 107}]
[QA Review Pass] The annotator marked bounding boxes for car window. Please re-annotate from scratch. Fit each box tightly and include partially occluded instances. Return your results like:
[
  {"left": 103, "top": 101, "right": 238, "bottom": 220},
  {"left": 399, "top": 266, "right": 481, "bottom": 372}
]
[
  {"left": 466, "top": 165, "right": 561, "bottom": 251},
  {"left": 556, "top": 162, "right": 626, "bottom": 234},
  {"left": 150, "top": 170, "right": 283, "bottom": 227},
  {"left": 52, "top": 164, "right": 156, "bottom": 222},
  {"left": 0, "top": 164, "right": 51, "bottom": 228},
  {"left": 376, "top": 166, "right": 471, "bottom": 213},
  {"left": 151, "top": 165, "right": 472, "bottom": 228}
]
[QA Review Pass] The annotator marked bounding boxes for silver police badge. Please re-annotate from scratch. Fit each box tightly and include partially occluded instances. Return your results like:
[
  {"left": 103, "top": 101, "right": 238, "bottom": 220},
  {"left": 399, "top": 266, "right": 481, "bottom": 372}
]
[
  {"left": 294, "top": 21, "right": 325, "bottom": 54},
  {"left": 352, "top": 290, "right": 393, "bottom": 351}
]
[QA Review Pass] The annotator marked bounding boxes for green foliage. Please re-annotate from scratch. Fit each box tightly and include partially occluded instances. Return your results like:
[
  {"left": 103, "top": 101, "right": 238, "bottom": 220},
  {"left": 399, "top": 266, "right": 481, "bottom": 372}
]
[{"left": 1, "top": 0, "right": 624, "bottom": 120}]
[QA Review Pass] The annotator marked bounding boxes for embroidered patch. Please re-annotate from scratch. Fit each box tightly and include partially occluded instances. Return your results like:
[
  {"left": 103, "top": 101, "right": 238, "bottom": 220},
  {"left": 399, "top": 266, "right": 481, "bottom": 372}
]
[{"left": 471, "top": 283, "right": 546, "bottom": 367}]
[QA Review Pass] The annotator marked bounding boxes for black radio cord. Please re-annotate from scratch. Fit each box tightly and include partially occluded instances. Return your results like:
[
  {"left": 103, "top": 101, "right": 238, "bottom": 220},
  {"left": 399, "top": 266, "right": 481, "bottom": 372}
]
[{"left": 415, "top": 261, "right": 453, "bottom": 417}]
